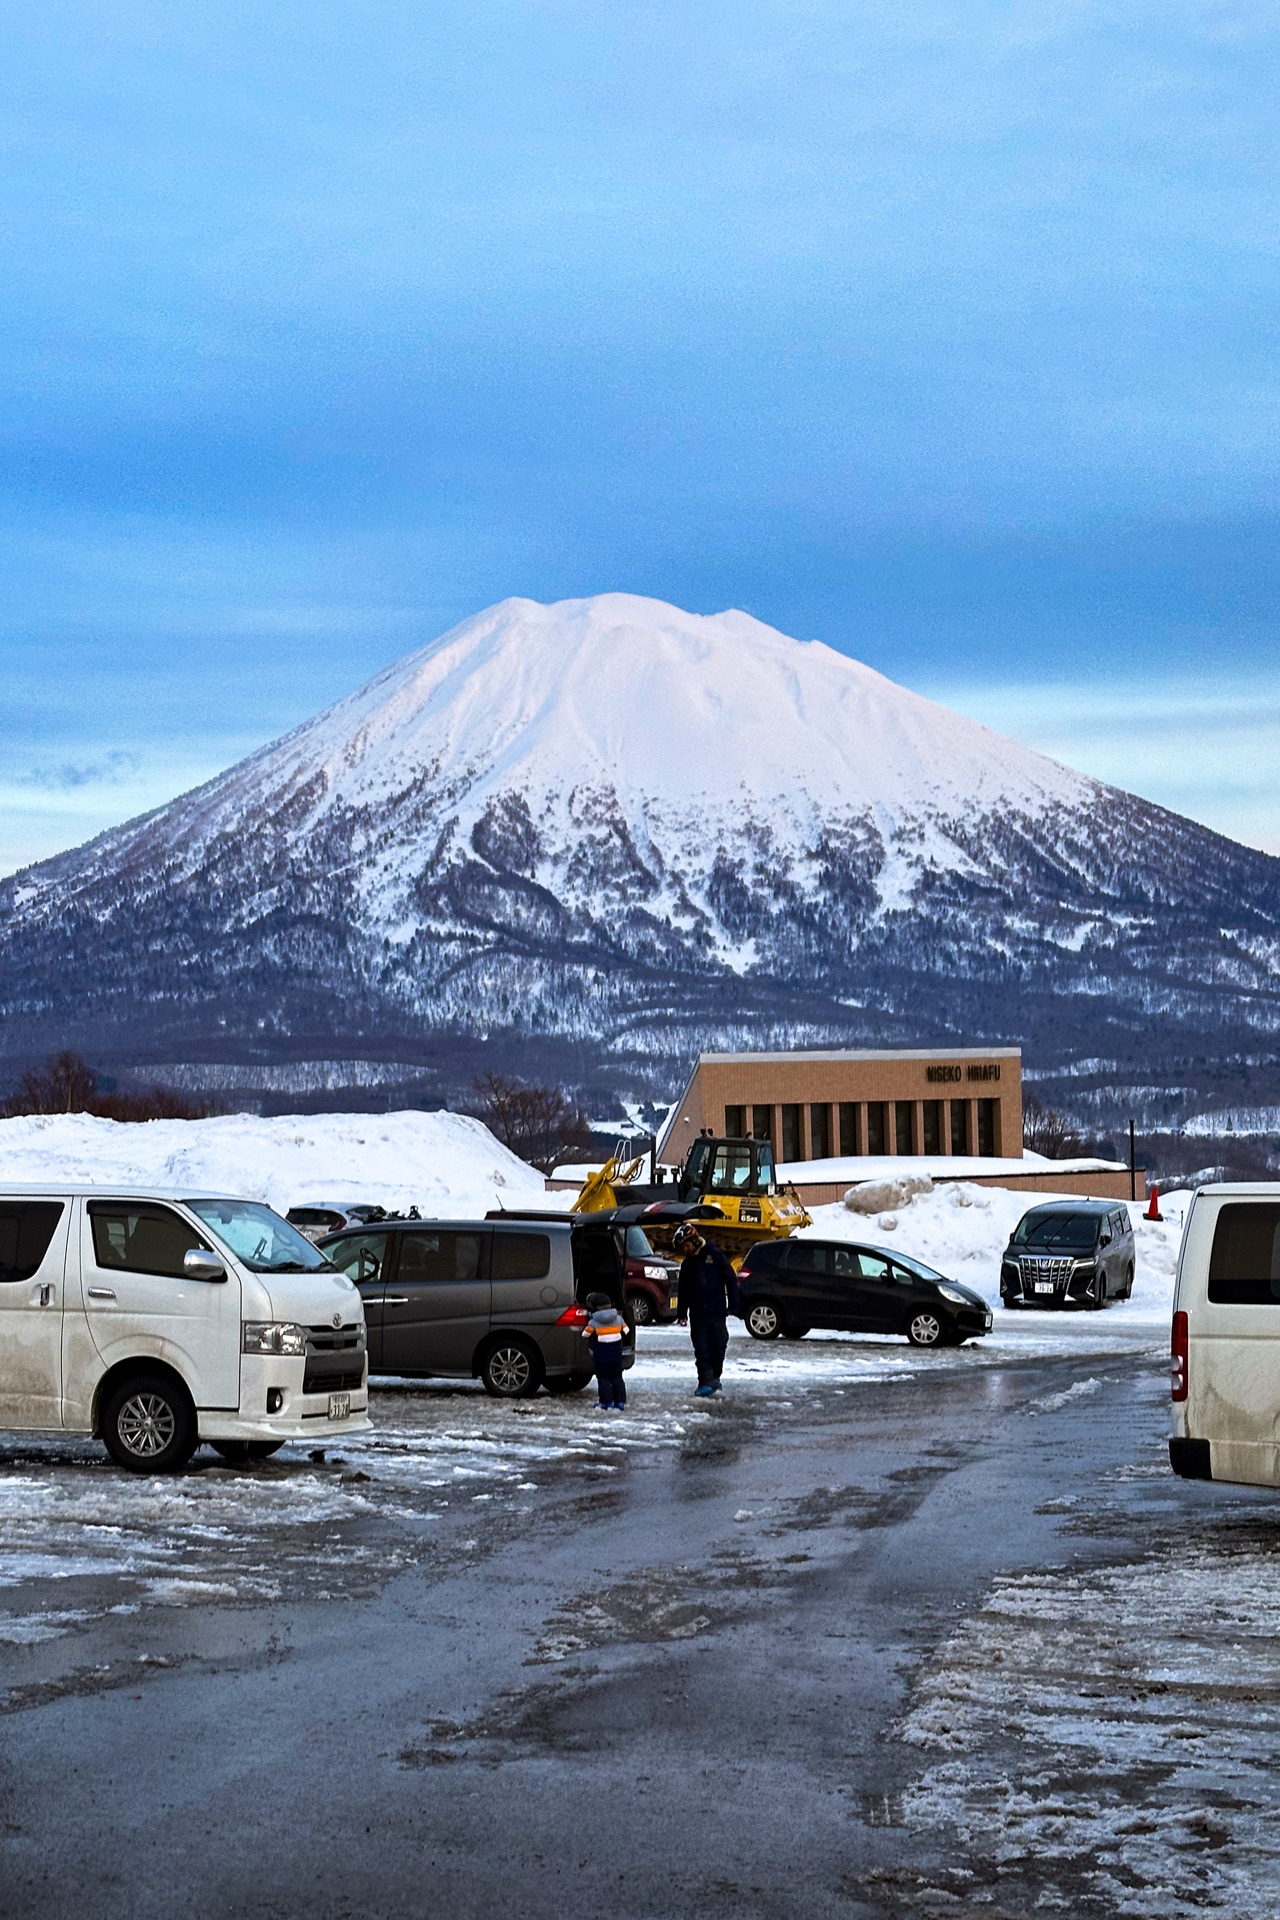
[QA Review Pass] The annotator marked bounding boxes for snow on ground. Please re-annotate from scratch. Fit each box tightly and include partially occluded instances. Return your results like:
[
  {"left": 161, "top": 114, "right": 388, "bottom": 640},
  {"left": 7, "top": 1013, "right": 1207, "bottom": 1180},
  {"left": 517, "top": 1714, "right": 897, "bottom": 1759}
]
[
  {"left": 897, "top": 1513, "right": 1280, "bottom": 1916},
  {"left": 0, "top": 1383, "right": 706, "bottom": 1634},
  {"left": 0, "top": 1108, "right": 547, "bottom": 1217}
]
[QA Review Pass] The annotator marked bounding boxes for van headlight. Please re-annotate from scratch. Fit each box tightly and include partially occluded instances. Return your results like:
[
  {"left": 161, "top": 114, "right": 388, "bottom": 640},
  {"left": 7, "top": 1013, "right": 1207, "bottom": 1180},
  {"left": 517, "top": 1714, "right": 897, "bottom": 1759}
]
[{"left": 242, "top": 1321, "right": 307, "bottom": 1356}]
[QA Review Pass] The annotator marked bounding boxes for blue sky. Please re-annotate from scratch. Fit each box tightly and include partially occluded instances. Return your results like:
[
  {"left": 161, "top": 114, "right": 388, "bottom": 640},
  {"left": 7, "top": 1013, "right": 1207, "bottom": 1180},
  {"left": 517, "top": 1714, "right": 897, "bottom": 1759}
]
[{"left": 4, "top": 1, "right": 1279, "bottom": 872}]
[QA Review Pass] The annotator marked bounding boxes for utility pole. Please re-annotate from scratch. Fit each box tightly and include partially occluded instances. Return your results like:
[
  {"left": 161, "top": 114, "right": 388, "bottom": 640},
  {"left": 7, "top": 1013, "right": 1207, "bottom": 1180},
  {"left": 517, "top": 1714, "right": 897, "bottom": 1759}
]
[{"left": 1129, "top": 1118, "right": 1136, "bottom": 1204}]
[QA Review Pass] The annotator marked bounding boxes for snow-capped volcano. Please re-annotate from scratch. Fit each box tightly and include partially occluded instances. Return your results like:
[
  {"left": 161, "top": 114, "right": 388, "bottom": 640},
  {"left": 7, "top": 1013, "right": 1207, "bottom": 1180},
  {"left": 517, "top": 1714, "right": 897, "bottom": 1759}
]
[{"left": 3, "top": 592, "right": 1280, "bottom": 1127}]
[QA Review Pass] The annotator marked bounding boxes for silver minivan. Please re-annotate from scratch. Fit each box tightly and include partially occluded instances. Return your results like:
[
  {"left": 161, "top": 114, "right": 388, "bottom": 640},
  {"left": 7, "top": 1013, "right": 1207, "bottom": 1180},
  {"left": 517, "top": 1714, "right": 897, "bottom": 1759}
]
[
  {"left": 1171, "top": 1183, "right": 1280, "bottom": 1486},
  {"left": 320, "top": 1215, "right": 634, "bottom": 1398}
]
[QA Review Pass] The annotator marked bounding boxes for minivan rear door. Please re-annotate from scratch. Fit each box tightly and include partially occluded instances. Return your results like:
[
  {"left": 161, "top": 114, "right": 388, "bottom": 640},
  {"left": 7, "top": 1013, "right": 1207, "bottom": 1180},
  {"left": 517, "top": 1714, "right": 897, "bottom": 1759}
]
[
  {"left": 383, "top": 1227, "right": 488, "bottom": 1374},
  {"left": 0, "top": 1198, "right": 72, "bottom": 1429}
]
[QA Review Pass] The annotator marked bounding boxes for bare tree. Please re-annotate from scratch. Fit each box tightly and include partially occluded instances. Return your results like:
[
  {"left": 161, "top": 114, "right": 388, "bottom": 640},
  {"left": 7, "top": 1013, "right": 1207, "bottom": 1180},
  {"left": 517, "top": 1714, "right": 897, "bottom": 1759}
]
[
  {"left": 474, "top": 1072, "right": 593, "bottom": 1175},
  {"left": 1022, "top": 1091, "right": 1087, "bottom": 1160},
  {"left": 6, "top": 1050, "right": 98, "bottom": 1115},
  {"left": 4, "top": 1050, "right": 215, "bottom": 1121}
]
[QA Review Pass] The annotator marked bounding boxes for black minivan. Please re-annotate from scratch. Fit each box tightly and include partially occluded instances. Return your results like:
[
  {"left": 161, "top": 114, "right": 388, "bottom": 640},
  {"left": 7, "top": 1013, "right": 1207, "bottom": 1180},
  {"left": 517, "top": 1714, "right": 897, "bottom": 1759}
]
[
  {"left": 319, "top": 1215, "right": 634, "bottom": 1397},
  {"left": 1000, "top": 1200, "right": 1135, "bottom": 1310},
  {"left": 737, "top": 1237, "right": 992, "bottom": 1347}
]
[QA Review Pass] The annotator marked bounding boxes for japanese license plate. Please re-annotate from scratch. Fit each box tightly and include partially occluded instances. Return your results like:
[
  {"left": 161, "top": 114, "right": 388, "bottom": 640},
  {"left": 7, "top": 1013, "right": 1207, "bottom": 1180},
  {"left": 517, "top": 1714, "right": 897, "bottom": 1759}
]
[
  {"left": 1034, "top": 1282, "right": 1055, "bottom": 1294},
  {"left": 669, "top": 1297, "right": 680, "bottom": 1312},
  {"left": 327, "top": 1392, "right": 351, "bottom": 1420}
]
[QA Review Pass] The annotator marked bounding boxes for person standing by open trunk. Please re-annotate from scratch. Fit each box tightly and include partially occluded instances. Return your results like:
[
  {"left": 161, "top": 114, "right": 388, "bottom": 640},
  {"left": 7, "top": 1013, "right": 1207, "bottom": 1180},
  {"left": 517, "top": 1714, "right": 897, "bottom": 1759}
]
[{"left": 673, "top": 1223, "right": 741, "bottom": 1398}]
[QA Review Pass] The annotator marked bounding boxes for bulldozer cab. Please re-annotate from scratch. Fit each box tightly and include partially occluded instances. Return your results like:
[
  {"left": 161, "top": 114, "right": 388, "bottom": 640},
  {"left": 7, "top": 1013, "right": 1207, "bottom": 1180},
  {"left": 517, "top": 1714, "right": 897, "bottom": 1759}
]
[{"left": 679, "top": 1136, "right": 776, "bottom": 1202}]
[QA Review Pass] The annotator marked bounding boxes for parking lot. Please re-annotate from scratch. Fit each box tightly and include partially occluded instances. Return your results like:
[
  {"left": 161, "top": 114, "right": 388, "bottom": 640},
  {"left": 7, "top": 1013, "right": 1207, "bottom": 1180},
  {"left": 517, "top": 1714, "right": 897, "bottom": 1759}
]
[{"left": 9, "top": 1306, "right": 1280, "bottom": 1919}]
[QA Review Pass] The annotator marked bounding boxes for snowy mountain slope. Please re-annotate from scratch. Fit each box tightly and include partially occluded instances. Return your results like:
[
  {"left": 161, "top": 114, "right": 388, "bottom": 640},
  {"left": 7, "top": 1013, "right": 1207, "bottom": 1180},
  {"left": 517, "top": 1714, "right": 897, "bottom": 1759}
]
[{"left": 3, "top": 592, "right": 1280, "bottom": 1124}]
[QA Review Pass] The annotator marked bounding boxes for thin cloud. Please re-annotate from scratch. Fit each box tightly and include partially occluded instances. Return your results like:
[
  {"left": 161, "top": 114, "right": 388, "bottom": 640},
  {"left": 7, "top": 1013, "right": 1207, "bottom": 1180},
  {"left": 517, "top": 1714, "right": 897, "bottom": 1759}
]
[{"left": 15, "top": 750, "right": 142, "bottom": 792}]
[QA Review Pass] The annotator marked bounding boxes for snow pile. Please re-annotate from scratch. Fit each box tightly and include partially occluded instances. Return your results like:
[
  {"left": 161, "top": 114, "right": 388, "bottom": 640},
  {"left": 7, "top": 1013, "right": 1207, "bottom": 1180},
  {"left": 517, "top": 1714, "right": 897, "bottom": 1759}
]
[
  {"left": 844, "top": 1173, "right": 934, "bottom": 1213},
  {"left": 798, "top": 1181, "right": 1187, "bottom": 1324},
  {"left": 0, "top": 1109, "right": 548, "bottom": 1218}
]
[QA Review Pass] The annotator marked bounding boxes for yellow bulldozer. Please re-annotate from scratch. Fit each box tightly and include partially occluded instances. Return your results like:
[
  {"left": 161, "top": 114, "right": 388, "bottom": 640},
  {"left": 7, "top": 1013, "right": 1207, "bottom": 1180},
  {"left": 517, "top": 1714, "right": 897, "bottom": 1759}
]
[{"left": 573, "top": 1132, "right": 810, "bottom": 1267}]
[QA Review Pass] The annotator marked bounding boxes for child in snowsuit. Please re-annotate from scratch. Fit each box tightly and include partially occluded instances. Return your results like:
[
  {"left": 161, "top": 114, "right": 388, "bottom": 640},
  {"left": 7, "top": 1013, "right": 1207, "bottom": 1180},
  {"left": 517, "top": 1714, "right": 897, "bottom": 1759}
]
[{"left": 583, "top": 1291, "right": 628, "bottom": 1409}]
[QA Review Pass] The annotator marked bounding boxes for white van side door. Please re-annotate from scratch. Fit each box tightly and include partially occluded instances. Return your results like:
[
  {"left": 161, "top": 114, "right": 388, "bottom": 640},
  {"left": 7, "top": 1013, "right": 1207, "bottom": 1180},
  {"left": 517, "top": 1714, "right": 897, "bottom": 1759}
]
[
  {"left": 0, "top": 1199, "right": 73, "bottom": 1430},
  {"left": 80, "top": 1199, "right": 242, "bottom": 1409}
]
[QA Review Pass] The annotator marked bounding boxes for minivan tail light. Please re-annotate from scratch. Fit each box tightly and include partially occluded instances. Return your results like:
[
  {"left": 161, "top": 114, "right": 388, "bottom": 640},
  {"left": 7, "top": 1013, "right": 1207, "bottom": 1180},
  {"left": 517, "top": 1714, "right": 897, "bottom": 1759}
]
[
  {"left": 556, "top": 1305, "right": 589, "bottom": 1327},
  {"left": 1171, "top": 1310, "right": 1188, "bottom": 1402}
]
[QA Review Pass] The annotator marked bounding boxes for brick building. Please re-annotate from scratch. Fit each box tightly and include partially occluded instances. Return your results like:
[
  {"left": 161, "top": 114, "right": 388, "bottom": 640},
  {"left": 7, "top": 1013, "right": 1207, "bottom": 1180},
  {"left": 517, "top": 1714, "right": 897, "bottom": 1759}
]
[{"left": 657, "top": 1046, "right": 1022, "bottom": 1167}]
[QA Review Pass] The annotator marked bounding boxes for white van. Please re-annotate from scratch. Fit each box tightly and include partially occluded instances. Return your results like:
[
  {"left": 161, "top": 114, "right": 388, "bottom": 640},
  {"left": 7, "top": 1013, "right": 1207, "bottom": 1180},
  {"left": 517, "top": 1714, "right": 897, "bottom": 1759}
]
[
  {"left": 0, "top": 1187, "right": 370, "bottom": 1472},
  {"left": 1170, "top": 1183, "right": 1280, "bottom": 1486}
]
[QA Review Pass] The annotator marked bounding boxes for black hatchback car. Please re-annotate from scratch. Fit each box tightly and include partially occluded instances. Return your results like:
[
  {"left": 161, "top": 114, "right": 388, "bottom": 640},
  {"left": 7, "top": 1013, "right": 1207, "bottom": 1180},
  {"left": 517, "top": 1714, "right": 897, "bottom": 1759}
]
[{"left": 737, "top": 1237, "right": 992, "bottom": 1347}]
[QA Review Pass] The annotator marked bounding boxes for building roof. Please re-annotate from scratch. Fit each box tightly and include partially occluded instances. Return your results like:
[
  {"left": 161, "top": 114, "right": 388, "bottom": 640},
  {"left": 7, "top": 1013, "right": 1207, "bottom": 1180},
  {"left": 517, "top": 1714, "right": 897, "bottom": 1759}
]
[{"left": 697, "top": 1046, "right": 1021, "bottom": 1064}]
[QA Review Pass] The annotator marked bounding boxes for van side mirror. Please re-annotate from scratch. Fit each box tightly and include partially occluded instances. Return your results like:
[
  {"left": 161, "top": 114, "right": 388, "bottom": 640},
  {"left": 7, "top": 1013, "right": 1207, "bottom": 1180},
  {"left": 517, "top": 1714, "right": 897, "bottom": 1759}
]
[
  {"left": 184, "top": 1248, "right": 227, "bottom": 1282},
  {"left": 1099, "top": 1231, "right": 1111, "bottom": 1247}
]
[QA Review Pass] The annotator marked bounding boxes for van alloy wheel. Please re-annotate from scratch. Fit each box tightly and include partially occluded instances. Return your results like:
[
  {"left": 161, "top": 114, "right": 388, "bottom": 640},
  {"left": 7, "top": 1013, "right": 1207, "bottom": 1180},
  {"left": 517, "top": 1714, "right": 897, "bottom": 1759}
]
[
  {"left": 481, "top": 1339, "right": 544, "bottom": 1399},
  {"left": 119, "top": 1393, "right": 176, "bottom": 1456},
  {"left": 626, "top": 1290, "right": 654, "bottom": 1326},
  {"left": 906, "top": 1311, "right": 944, "bottom": 1347},
  {"left": 101, "top": 1373, "right": 198, "bottom": 1474}
]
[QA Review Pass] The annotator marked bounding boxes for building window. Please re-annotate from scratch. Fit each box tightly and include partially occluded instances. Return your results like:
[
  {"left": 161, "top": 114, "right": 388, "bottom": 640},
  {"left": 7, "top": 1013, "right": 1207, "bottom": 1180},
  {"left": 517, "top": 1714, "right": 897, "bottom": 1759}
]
[
  {"left": 895, "top": 1102, "right": 915, "bottom": 1156},
  {"left": 922, "top": 1101, "right": 942, "bottom": 1155},
  {"left": 809, "top": 1104, "right": 831, "bottom": 1160},
  {"left": 780, "top": 1104, "right": 803, "bottom": 1163},
  {"left": 838, "top": 1103, "right": 857, "bottom": 1156},
  {"left": 724, "top": 1105, "right": 746, "bottom": 1139},
  {"left": 751, "top": 1105, "right": 774, "bottom": 1142},
  {"left": 950, "top": 1099, "right": 969, "bottom": 1154},
  {"left": 977, "top": 1099, "right": 997, "bottom": 1157},
  {"left": 866, "top": 1102, "right": 886, "bottom": 1155}
]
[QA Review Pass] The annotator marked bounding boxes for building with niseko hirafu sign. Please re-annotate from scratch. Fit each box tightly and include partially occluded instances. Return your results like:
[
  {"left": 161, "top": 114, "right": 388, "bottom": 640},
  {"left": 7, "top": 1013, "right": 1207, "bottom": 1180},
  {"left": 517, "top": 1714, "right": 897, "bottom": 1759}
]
[{"left": 657, "top": 1047, "right": 1023, "bottom": 1168}]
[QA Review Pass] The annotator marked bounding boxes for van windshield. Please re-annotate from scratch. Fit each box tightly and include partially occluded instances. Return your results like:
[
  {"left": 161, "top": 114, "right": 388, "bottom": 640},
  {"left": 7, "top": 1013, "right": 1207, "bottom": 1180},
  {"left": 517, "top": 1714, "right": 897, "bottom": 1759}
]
[
  {"left": 187, "top": 1199, "right": 334, "bottom": 1273},
  {"left": 625, "top": 1226, "right": 656, "bottom": 1258},
  {"left": 1013, "top": 1212, "right": 1099, "bottom": 1251}
]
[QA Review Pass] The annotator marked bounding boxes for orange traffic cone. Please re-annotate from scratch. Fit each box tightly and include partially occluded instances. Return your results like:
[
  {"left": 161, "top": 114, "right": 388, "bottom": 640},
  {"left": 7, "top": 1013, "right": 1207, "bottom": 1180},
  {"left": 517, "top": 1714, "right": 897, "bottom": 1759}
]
[{"left": 1145, "top": 1183, "right": 1163, "bottom": 1223}]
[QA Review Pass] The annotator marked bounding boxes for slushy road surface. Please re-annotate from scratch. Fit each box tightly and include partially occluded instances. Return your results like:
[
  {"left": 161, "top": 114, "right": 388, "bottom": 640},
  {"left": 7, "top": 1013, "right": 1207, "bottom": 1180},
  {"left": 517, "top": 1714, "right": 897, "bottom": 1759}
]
[{"left": 3, "top": 1324, "right": 1277, "bottom": 1919}]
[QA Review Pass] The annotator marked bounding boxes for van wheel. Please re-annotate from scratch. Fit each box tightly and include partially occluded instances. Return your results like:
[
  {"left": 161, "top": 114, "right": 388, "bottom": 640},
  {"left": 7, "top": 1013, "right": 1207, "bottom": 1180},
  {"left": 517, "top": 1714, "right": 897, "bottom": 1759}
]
[
  {"left": 745, "top": 1300, "right": 782, "bottom": 1340},
  {"left": 1091, "top": 1272, "right": 1108, "bottom": 1310},
  {"left": 626, "top": 1290, "right": 654, "bottom": 1326},
  {"left": 101, "top": 1373, "right": 197, "bottom": 1474},
  {"left": 906, "top": 1311, "right": 945, "bottom": 1348},
  {"left": 210, "top": 1441, "right": 285, "bottom": 1463},
  {"left": 1124, "top": 1264, "right": 1134, "bottom": 1299},
  {"left": 481, "top": 1338, "right": 545, "bottom": 1399},
  {"left": 544, "top": 1372, "right": 592, "bottom": 1395}
]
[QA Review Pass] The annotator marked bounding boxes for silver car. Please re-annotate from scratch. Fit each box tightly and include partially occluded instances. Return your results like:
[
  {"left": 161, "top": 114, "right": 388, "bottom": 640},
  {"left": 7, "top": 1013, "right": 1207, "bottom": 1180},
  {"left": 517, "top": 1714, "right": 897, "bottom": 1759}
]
[{"left": 319, "top": 1216, "right": 634, "bottom": 1397}]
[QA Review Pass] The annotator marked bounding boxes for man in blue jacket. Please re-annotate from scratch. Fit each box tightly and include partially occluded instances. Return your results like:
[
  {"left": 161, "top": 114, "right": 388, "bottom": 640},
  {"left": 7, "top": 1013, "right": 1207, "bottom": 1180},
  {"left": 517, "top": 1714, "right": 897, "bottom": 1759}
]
[{"left": 673, "top": 1222, "right": 741, "bottom": 1398}]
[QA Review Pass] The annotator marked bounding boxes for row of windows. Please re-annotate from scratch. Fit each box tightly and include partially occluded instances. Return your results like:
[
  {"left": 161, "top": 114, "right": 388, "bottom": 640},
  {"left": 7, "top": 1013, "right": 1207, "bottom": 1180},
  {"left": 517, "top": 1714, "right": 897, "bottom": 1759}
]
[{"left": 723, "top": 1099, "right": 1000, "bottom": 1161}]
